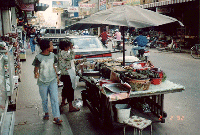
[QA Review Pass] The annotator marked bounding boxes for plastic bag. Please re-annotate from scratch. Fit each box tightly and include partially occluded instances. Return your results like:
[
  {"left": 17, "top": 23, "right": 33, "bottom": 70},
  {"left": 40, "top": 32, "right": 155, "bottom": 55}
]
[
  {"left": 68, "top": 60, "right": 76, "bottom": 89},
  {"left": 73, "top": 98, "right": 83, "bottom": 108}
]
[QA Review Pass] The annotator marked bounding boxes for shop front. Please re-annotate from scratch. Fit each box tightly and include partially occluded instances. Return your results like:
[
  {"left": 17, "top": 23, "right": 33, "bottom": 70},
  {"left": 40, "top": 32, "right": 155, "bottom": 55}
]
[
  {"left": 141, "top": 0, "right": 199, "bottom": 49},
  {"left": 0, "top": 0, "right": 38, "bottom": 134}
]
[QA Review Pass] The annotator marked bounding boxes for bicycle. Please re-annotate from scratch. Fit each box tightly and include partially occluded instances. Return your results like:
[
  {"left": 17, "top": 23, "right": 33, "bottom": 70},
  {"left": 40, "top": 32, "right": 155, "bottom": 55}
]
[{"left": 191, "top": 44, "right": 200, "bottom": 59}]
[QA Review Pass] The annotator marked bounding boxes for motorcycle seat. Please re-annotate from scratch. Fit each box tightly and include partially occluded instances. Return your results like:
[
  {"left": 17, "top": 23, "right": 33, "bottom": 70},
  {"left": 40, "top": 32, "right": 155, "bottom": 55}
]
[{"left": 138, "top": 49, "right": 145, "bottom": 57}]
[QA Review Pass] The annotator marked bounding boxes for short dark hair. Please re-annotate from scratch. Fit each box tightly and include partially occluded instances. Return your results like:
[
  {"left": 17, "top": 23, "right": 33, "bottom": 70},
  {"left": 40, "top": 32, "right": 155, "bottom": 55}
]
[
  {"left": 39, "top": 39, "right": 50, "bottom": 52},
  {"left": 59, "top": 41, "right": 72, "bottom": 50},
  {"left": 138, "top": 30, "right": 143, "bottom": 35}
]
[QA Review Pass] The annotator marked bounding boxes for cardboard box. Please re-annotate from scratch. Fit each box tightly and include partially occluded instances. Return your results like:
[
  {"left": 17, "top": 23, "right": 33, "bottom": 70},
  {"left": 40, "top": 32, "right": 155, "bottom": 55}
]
[{"left": 19, "top": 53, "right": 26, "bottom": 60}]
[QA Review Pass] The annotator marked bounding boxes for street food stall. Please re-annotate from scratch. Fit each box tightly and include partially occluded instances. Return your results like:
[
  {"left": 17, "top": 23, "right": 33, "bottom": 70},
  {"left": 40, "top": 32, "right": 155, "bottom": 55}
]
[
  {"left": 75, "top": 57, "right": 185, "bottom": 133},
  {"left": 69, "top": 5, "right": 184, "bottom": 134}
]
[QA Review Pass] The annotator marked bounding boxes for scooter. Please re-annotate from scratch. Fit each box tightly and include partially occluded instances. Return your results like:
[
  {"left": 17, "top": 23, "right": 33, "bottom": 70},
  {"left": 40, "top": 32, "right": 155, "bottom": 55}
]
[
  {"left": 167, "top": 39, "right": 182, "bottom": 52},
  {"left": 110, "top": 38, "right": 123, "bottom": 51},
  {"left": 157, "top": 38, "right": 182, "bottom": 53},
  {"left": 148, "top": 37, "right": 158, "bottom": 48},
  {"left": 130, "top": 42, "right": 150, "bottom": 62}
]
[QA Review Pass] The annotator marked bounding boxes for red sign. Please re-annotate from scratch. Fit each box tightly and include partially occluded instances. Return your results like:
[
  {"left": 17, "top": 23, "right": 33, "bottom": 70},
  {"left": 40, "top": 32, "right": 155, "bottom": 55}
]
[{"left": 79, "top": 4, "right": 95, "bottom": 8}]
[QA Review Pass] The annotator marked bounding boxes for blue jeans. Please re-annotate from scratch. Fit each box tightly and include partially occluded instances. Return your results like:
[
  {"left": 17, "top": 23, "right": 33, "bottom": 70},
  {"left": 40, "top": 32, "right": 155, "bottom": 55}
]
[
  {"left": 30, "top": 38, "right": 35, "bottom": 52},
  {"left": 132, "top": 46, "right": 146, "bottom": 56},
  {"left": 39, "top": 79, "right": 60, "bottom": 118}
]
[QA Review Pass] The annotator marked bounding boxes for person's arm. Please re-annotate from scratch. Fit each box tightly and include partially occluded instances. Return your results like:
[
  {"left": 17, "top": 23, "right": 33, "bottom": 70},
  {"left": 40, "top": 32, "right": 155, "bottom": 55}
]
[
  {"left": 98, "top": 33, "right": 102, "bottom": 37},
  {"left": 61, "top": 50, "right": 73, "bottom": 61},
  {"left": 32, "top": 56, "right": 40, "bottom": 78},
  {"left": 53, "top": 64, "right": 60, "bottom": 84},
  {"left": 133, "top": 37, "right": 138, "bottom": 45},
  {"left": 63, "top": 44, "right": 75, "bottom": 60},
  {"left": 34, "top": 66, "right": 39, "bottom": 78}
]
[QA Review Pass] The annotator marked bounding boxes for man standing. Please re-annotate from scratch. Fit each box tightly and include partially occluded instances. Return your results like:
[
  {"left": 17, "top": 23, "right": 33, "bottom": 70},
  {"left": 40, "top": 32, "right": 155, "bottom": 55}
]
[
  {"left": 132, "top": 30, "right": 148, "bottom": 56},
  {"left": 114, "top": 29, "right": 122, "bottom": 50},
  {"left": 29, "top": 27, "right": 37, "bottom": 54},
  {"left": 99, "top": 28, "right": 108, "bottom": 47}
]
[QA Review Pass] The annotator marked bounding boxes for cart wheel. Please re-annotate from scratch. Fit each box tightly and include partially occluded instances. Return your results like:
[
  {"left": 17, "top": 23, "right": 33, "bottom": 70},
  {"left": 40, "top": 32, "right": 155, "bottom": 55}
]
[
  {"left": 161, "top": 118, "right": 165, "bottom": 123},
  {"left": 163, "top": 112, "right": 167, "bottom": 118}
]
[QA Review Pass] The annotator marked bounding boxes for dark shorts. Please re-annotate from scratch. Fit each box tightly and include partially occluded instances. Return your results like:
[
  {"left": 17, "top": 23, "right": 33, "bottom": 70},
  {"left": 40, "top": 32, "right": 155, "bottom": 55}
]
[{"left": 60, "top": 75, "right": 74, "bottom": 102}]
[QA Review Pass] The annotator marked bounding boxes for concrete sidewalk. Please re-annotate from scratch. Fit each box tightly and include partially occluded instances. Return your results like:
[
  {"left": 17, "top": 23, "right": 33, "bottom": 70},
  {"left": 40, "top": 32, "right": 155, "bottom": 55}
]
[{"left": 13, "top": 49, "right": 73, "bottom": 135}]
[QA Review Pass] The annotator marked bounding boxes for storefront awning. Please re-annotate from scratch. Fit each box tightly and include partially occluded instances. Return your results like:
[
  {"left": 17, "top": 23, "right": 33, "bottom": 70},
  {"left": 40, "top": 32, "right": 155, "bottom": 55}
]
[
  {"left": 139, "top": 0, "right": 195, "bottom": 9},
  {"left": 0, "top": 0, "right": 15, "bottom": 7},
  {"left": 19, "top": 3, "right": 34, "bottom": 11},
  {"left": 35, "top": 3, "right": 49, "bottom": 11}
]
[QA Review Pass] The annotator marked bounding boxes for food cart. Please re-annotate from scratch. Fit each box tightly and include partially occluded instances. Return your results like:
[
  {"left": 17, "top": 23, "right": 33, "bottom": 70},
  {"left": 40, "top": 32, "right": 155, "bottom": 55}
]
[{"left": 76, "top": 58, "right": 185, "bottom": 131}]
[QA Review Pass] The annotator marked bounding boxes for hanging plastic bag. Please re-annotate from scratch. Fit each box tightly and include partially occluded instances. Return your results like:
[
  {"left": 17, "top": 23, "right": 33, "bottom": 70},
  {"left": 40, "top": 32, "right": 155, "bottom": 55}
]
[
  {"left": 73, "top": 98, "right": 83, "bottom": 108},
  {"left": 68, "top": 60, "right": 76, "bottom": 89}
]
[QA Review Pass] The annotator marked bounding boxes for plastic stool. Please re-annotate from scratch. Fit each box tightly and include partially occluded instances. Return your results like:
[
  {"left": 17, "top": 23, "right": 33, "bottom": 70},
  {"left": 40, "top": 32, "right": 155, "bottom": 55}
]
[{"left": 123, "top": 116, "right": 152, "bottom": 135}]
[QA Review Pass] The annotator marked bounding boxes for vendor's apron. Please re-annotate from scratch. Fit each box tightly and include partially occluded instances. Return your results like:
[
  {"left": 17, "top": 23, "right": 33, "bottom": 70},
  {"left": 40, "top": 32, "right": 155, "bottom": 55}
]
[{"left": 68, "top": 60, "right": 76, "bottom": 90}]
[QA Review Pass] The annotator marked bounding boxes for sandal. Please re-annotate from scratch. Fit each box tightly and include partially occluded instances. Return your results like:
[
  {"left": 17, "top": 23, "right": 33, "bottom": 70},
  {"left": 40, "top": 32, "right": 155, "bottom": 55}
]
[
  {"left": 69, "top": 107, "right": 80, "bottom": 112},
  {"left": 53, "top": 119, "right": 63, "bottom": 125},
  {"left": 43, "top": 115, "right": 49, "bottom": 120},
  {"left": 60, "top": 102, "right": 68, "bottom": 107}
]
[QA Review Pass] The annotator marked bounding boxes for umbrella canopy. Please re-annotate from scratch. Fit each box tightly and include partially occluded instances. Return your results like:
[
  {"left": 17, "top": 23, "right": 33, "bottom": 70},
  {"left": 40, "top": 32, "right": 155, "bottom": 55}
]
[
  {"left": 68, "top": 5, "right": 183, "bottom": 30},
  {"left": 67, "top": 5, "right": 183, "bottom": 65}
]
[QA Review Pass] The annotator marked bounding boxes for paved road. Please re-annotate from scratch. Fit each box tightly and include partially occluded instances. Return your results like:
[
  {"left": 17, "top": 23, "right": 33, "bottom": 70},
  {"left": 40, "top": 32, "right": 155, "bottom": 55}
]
[
  {"left": 14, "top": 43, "right": 199, "bottom": 135},
  {"left": 67, "top": 43, "right": 200, "bottom": 135}
]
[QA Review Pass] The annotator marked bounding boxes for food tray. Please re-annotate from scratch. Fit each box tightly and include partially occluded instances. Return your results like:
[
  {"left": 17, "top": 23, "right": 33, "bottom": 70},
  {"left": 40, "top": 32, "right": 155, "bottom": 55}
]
[
  {"left": 103, "top": 83, "right": 130, "bottom": 93},
  {"left": 82, "top": 70, "right": 100, "bottom": 76}
]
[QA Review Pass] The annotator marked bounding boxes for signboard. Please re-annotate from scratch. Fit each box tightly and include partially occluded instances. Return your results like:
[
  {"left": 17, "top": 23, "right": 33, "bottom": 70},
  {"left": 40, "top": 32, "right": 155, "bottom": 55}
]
[
  {"left": 156, "top": 7, "right": 171, "bottom": 14},
  {"left": 125, "top": 0, "right": 140, "bottom": 6},
  {"left": 0, "top": 11, "right": 2, "bottom": 36},
  {"left": 99, "top": 0, "right": 106, "bottom": 11},
  {"left": 74, "top": 12, "right": 79, "bottom": 17},
  {"left": 52, "top": 8, "right": 64, "bottom": 13},
  {"left": 52, "top": 1, "right": 70, "bottom": 8},
  {"left": 67, "top": 7, "right": 79, "bottom": 12},
  {"left": 113, "top": 2, "right": 124, "bottom": 6},
  {"left": 79, "top": 4, "right": 95, "bottom": 9},
  {"left": 52, "top": 1, "right": 64, "bottom": 8}
]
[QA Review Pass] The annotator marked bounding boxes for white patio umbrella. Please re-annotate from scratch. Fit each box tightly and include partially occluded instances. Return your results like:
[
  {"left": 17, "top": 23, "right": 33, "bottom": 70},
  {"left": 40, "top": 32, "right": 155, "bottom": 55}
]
[{"left": 68, "top": 5, "right": 183, "bottom": 65}]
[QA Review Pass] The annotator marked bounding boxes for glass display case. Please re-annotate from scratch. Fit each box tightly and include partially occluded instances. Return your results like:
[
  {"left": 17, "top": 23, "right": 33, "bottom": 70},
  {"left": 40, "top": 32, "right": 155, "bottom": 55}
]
[
  {"left": 0, "top": 54, "right": 8, "bottom": 133},
  {"left": 0, "top": 46, "right": 15, "bottom": 134},
  {"left": 0, "top": 46, "right": 15, "bottom": 96}
]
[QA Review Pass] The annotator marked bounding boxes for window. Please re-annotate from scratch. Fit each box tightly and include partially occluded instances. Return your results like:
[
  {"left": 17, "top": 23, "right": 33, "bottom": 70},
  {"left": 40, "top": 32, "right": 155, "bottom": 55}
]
[
  {"left": 56, "top": 29, "right": 60, "bottom": 34},
  {"left": 71, "top": 37, "right": 102, "bottom": 49},
  {"left": 50, "top": 29, "right": 55, "bottom": 34},
  {"left": 61, "top": 29, "right": 65, "bottom": 34}
]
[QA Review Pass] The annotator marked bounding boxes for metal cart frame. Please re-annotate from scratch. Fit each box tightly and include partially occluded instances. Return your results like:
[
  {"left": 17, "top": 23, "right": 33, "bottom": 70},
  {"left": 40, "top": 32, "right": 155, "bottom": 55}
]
[{"left": 80, "top": 75, "right": 185, "bottom": 129}]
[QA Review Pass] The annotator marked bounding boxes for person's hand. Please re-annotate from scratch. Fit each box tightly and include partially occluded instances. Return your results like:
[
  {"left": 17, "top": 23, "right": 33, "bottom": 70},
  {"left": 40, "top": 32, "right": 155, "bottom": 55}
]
[
  {"left": 70, "top": 44, "right": 73, "bottom": 49},
  {"left": 34, "top": 72, "right": 39, "bottom": 78},
  {"left": 57, "top": 76, "right": 60, "bottom": 84}
]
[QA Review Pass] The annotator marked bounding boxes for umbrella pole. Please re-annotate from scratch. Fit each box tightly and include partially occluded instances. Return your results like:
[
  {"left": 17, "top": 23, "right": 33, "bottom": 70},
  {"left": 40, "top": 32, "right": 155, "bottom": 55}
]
[{"left": 122, "top": 26, "right": 125, "bottom": 66}]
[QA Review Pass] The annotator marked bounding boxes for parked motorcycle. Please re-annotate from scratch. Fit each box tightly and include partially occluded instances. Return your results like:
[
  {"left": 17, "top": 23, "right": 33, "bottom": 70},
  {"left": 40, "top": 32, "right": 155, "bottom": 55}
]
[
  {"left": 167, "top": 39, "right": 182, "bottom": 52},
  {"left": 157, "top": 38, "right": 182, "bottom": 53},
  {"left": 148, "top": 37, "right": 158, "bottom": 48}
]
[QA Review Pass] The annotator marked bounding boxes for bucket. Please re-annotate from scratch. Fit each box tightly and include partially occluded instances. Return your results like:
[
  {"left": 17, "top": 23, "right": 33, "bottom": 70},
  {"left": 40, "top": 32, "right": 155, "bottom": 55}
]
[
  {"left": 151, "top": 78, "right": 162, "bottom": 85},
  {"left": 115, "top": 104, "right": 131, "bottom": 123}
]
